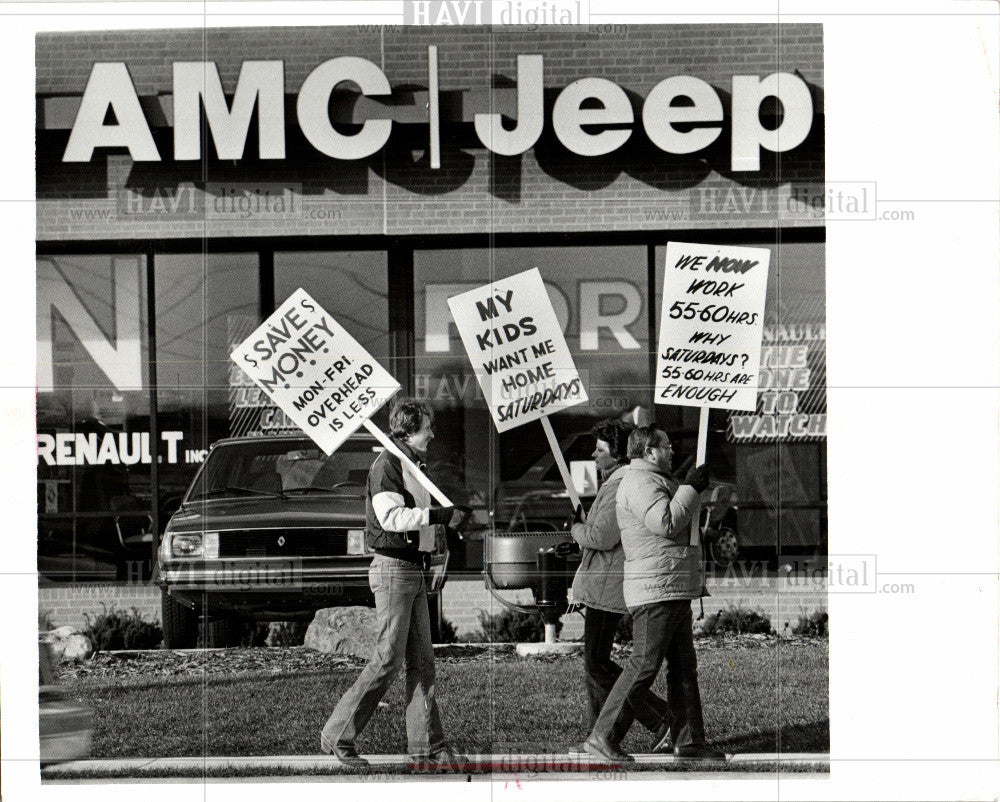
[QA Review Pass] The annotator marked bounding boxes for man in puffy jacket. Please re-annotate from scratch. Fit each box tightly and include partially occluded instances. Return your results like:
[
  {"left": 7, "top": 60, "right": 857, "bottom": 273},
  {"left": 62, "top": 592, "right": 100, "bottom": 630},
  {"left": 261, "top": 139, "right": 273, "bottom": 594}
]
[
  {"left": 583, "top": 425, "right": 725, "bottom": 762},
  {"left": 321, "top": 398, "right": 470, "bottom": 768},
  {"left": 567, "top": 418, "right": 671, "bottom": 753}
]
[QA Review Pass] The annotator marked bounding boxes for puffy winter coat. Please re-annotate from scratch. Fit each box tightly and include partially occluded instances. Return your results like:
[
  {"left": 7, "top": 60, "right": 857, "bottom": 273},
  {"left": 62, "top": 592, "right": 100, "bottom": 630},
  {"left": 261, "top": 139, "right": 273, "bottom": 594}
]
[
  {"left": 570, "top": 465, "right": 627, "bottom": 614},
  {"left": 615, "top": 459, "right": 701, "bottom": 607}
]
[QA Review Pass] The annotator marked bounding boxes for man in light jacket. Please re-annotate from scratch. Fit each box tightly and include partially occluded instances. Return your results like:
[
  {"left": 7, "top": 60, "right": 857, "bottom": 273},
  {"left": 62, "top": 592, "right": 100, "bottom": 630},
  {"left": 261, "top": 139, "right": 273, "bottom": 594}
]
[
  {"left": 320, "top": 398, "right": 470, "bottom": 768},
  {"left": 583, "top": 425, "right": 724, "bottom": 762},
  {"left": 567, "top": 418, "right": 672, "bottom": 753}
]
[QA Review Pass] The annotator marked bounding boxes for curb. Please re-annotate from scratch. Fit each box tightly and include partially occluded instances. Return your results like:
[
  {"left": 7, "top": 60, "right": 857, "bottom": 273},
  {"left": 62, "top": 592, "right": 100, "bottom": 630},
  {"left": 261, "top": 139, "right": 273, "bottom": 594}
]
[{"left": 42, "top": 752, "right": 830, "bottom": 778}]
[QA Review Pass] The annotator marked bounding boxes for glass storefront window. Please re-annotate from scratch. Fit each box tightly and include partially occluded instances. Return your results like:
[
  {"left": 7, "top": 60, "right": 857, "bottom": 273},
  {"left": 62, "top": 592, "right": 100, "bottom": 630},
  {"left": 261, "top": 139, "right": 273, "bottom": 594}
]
[
  {"left": 275, "top": 251, "right": 389, "bottom": 364},
  {"left": 36, "top": 254, "right": 151, "bottom": 581},
  {"left": 154, "top": 253, "right": 260, "bottom": 520}
]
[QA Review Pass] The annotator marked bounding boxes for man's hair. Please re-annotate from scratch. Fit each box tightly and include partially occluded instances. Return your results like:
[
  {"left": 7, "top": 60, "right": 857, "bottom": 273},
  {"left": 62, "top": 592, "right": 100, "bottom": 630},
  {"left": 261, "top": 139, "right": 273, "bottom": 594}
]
[
  {"left": 389, "top": 397, "right": 433, "bottom": 439},
  {"left": 627, "top": 426, "right": 665, "bottom": 460},
  {"left": 592, "top": 417, "right": 633, "bottom": 464}
]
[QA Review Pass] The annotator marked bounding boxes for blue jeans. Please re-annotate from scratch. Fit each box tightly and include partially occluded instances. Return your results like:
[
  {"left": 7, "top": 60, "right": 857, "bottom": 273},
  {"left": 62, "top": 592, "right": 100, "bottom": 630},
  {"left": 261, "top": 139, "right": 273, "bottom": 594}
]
[
  {"left": 321, "top": 555, "right": 446, "bottom": 755},
  {"left": 583, "top": 606, "right": 670, "bottom": 744},
  {"left": 590, "top": 600, "right": 707, "bottom": 749}
]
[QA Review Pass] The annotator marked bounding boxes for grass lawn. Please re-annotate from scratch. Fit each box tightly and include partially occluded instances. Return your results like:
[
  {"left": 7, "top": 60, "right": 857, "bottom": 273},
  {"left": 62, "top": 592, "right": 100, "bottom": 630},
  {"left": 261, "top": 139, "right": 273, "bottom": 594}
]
[{"left": 73, "top": 642, "right": 827, "bottom": 759}]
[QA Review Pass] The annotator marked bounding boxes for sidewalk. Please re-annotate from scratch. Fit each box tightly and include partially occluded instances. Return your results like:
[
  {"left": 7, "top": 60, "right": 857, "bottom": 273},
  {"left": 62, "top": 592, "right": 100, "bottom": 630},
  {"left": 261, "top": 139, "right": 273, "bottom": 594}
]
[{"left": 42, "top": 751, "right": 830, "bottom": 780}]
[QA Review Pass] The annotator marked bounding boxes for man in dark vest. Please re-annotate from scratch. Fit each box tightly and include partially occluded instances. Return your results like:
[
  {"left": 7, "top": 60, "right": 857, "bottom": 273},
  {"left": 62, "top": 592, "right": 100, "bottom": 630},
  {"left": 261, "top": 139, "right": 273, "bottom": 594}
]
[{"left": 321, "top": 398, "right": 470, "bottom": 767}]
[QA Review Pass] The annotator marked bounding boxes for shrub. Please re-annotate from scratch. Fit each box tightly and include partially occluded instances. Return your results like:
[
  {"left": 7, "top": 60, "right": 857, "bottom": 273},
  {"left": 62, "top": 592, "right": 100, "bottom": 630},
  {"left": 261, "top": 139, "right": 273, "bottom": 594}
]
[
  {"left": 436, "top": 617, "right": 459, "bottom": 644},
  {"left": 792, "top": 609, "right": 828, "bottom": 637},
  {"left": 263, "top": 621, "right": 308, "bottom": 647},
  {"left": 82, "top": 604, "right": 163, "bottom": 652},
  {"left": 696, "top": 604, "right": 772, "bottom": 636},
  {"left": 473, "top": 608, "right": 561, "bottom": 643},
  {"left": 38, "top": 608, "right": 55, "bottom": 632}
]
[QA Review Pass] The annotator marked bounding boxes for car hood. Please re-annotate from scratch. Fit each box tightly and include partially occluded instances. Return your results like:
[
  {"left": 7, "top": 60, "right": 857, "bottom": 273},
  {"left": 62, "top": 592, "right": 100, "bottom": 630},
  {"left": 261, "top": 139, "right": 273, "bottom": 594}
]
[{"left": 166, "top": 495, "right": 366, "bottom": 533}]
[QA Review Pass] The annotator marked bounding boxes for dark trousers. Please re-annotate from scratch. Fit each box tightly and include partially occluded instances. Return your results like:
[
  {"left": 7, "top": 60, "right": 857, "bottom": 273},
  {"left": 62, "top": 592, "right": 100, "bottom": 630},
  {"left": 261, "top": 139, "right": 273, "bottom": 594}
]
[
  {"left": 583, "top": 606, "right": 670, "bottom": 745},
  {"left": 590, "top": 600, "right": 707, "bottom": 748}
]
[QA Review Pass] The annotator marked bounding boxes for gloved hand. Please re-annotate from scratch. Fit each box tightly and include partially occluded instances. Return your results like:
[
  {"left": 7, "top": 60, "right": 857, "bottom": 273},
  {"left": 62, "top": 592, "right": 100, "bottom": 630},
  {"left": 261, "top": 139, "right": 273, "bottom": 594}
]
[
  {"left": 684, "top": 464, "right": 710, "bottom": 493},
  {"left": 555, "top": 540, "right": 580, "bottom": 557},
  {"left": 428, "top": 505, "right": 473, "bottom": 530}
]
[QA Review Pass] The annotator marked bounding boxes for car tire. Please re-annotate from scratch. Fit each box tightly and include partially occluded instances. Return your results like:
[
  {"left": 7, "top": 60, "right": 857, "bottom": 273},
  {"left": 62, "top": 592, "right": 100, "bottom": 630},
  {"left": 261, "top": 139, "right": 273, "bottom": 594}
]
[{"left": 161, "top": 590, "right": 198, "bottom": 649}]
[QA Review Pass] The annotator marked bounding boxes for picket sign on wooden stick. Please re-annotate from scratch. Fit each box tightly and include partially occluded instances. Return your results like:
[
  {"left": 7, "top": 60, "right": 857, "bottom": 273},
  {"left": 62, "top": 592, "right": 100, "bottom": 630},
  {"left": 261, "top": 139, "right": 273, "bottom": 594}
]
[
  {"left": 540, "top": 416, "right": 583, "bottom": 511},
  {"left": 229, "top": 287, "right": 452, "bottom": 518},
  {"left": 447, "top": 268, "right": 590, "bottom": 513},
  {"left": 362, "top": 419, "right": 453, "bottom": 507},
  {"left": 653, "top": 243, "right": 772, "bottom": 546}
]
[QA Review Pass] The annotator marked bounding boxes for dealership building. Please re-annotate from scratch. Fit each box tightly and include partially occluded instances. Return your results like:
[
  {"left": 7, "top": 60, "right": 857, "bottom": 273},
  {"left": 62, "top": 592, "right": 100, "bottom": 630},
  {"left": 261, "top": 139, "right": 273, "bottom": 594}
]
[{"left": 36, "top": 24, "right": 826, "bottom": 633}]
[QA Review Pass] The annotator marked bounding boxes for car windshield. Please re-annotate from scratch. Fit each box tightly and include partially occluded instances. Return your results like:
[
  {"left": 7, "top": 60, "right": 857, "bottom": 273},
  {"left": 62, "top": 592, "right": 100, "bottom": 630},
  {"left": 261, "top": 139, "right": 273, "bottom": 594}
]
[{"left": 186, "top": 438, "right": 376, "bottom": 501}]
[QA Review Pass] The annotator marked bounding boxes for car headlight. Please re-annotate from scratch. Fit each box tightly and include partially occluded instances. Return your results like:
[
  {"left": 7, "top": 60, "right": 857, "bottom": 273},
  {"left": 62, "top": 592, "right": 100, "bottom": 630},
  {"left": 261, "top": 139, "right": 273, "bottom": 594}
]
[
  {"left": 170, "top": 533, "right": 203, "bottom": 557},
  {"left": 169, "top": 532, "right": 220, "bottom": 559}
]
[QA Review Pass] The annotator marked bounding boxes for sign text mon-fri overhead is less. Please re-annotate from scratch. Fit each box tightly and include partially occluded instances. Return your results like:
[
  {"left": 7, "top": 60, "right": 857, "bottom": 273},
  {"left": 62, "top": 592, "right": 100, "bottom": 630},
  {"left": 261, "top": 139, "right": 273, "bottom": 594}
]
[{"left": 230, "top": 288, "right": 453, "bottom": 521}]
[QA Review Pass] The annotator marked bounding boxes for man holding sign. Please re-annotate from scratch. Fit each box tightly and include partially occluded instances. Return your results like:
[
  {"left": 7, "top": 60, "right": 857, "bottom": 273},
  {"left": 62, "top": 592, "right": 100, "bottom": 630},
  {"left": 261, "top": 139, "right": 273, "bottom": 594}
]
[
  {"left": 230, "top": 291, "right": 469, "bottom": 767},
  {"left": 320, "top": 398, "right": 470, "bottom": 767},
  {"left": 582, "top": 426, "right": 721, "bottom": 763}
]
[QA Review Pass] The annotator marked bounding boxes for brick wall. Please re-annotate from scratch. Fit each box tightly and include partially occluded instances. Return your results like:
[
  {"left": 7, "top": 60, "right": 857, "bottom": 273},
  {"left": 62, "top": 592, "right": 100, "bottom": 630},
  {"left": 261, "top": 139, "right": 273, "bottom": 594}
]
[
  {"left": 36, "top": 24, "right": 823, "bottom": 241},
  {"left": 38, "top": 583, "right": 162, "bottom": 629},
  {"left": 38, "top": 577, "right": 826, "bottom": 638}
]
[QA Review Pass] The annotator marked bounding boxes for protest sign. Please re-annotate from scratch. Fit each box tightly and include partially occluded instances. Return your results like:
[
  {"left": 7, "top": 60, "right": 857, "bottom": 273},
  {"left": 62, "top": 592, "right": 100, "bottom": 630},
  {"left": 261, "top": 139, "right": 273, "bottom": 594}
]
[
  {"left": 230, "top": 288, "right": 453, "bottom": 514},
  {"left": 231, "top": 287, "right": 401, "bottom": 454},
  {"left": 655, "top": 242, "right": 771, "bottom": 464},
  {"left": 448, "top": 268, "right": 587, "bottom": 508}
]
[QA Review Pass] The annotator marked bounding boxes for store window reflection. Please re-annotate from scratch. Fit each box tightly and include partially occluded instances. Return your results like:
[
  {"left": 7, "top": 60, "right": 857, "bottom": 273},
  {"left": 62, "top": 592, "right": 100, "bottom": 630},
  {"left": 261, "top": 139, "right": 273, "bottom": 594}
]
[
  {"left": 36, "top": 255, "right": 150, "bottom": 582},
  {"left": 154, "top": 253, "right": 259, "bottom": 522}
]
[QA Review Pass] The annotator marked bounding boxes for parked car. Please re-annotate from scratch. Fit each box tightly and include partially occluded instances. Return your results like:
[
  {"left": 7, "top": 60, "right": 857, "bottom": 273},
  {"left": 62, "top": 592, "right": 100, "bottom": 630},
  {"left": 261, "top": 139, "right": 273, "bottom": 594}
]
[
  {"left": 156, "top": 433, "right": 449, "bottom": 648},
  {"left": 492, "top": 432, "right": 740, "bottom": 567},
  {"left": 39, "top": 638, "right": 94, "bottom": 765}
]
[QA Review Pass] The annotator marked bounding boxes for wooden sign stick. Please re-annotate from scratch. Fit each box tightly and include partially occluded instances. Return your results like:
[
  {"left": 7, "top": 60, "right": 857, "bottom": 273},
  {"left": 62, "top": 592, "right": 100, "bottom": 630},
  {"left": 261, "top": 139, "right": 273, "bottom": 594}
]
[
  {"left": 540, "top": 416, "right": 583, "bottom": 512},
  {"left": 696, "top": 406, "right": 710, "bottom": 466},
  {"left": 363, "top": 419, "right": 453, "bottom": 507}
]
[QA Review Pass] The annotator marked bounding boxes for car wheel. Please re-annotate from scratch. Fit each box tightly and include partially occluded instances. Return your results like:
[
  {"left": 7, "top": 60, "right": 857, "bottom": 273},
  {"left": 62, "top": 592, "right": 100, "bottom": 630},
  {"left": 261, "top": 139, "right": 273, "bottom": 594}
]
[
  {"left": 708, "top": 526, "right": 739, "bottom": 568},
  {"left": 161, "top": 590, "right": 197, "bottom": 649}
]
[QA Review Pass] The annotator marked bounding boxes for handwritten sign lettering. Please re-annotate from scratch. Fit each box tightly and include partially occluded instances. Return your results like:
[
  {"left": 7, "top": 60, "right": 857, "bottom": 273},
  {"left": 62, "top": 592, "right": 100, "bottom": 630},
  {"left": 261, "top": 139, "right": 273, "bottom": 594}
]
[
  {"left": 230, "top": 288, "right": 400, "bottom": 454},
  {"left": 447, "top": 268, "right": 587, "bottom": 432},
  {"left": 655, "top": 242, "right": 770, "bottom": 411}
]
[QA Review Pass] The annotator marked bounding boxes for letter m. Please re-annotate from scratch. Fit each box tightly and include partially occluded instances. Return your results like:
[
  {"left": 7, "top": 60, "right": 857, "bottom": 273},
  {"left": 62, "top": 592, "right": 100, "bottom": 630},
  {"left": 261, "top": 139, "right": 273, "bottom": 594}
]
[
  {"left": 36, "top": 257, "right": 143, "bottom": 393},
  {"left": 173, "top": 61, "right": 285, "bottom": 160},
  {"left": 475, "top": 297, "right": 499, "bottom": 321}
]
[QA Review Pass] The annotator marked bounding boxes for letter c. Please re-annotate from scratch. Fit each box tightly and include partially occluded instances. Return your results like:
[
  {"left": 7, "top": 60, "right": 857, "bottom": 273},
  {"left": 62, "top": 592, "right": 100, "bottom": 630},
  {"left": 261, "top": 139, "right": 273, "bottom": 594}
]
[{"left": 297, "top": 57, "right": 392, "bottom": 159}]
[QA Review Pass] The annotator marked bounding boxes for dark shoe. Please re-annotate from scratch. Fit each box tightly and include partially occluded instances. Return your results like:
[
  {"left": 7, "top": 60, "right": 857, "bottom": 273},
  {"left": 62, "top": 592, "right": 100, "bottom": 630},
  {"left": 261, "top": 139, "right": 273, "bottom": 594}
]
[
  {"left": 674, "top": 743, "right": 726, "bottom": 761},
  {"left": 583, "top": 734, "right": 635, "bottom": 763},
  {"left": 321, "top": 735, "right": 369, "bottom": 767},
  {"left": 411, "top": 746, "right": 467, "bottom": 769}
]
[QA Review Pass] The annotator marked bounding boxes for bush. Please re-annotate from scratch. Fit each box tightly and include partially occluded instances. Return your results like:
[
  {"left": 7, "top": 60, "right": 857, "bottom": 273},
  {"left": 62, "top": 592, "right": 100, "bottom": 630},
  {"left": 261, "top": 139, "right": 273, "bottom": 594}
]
[
  {"left": 696, "top": 604, "right": 772, "bottom": 636},
  {"left": 436, "top": 617, "right": 459, "bottom": 644},
  {"left": 82, "top": 604, "right": 163, "bottom": 652},
  {"left": 792, "top": 609, "right": 828, "bottom": 637},
  {"left": 473, "top": 608, "right": 561, "bottom": 643},
  {"left": 39, "top": 608, "right": 55, "bottom": 632}
]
